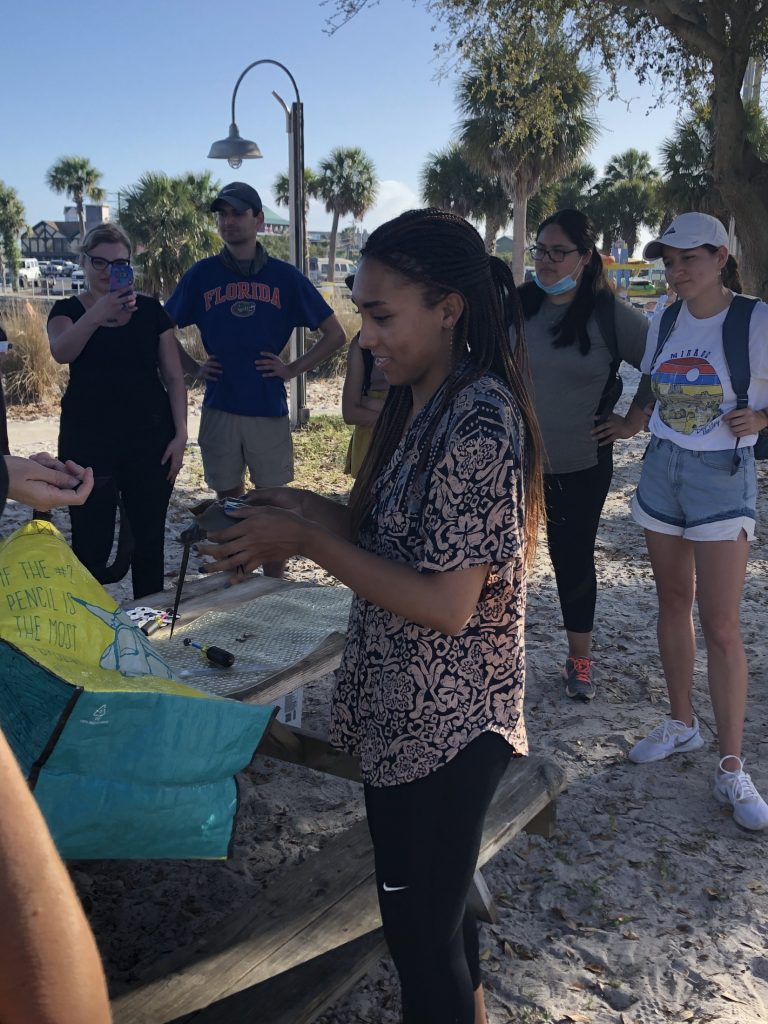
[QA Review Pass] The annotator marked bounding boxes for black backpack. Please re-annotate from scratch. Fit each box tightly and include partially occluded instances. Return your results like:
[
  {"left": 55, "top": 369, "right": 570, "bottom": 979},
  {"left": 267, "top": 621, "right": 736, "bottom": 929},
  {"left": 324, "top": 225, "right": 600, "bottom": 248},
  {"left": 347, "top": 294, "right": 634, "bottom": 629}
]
[{"left": 652, "top": 296, "right": 768, "bottom": 459}]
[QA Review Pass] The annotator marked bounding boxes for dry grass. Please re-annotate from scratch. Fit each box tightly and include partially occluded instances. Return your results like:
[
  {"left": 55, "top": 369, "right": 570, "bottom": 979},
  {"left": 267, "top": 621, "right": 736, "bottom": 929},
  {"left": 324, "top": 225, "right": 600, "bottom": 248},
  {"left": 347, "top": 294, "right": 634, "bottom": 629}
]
[
  {"left": 0, "top": 300, "right": 68, "bottom": 406},
  {"left": 310, "top": 287, "right": 360, "bottom": 379},
  {"left": 177, "top": 324, "right": 206, "bottom": 365},
  {"left": 0, "top": 282, "right": 360, "bottom": 409}
]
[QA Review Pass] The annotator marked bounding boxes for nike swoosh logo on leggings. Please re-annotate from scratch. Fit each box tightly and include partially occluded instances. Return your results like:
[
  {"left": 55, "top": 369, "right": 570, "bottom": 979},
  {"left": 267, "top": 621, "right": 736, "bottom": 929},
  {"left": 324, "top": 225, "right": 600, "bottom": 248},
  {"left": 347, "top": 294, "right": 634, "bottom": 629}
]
[{"left": 382, "top": 883, "right": 409, "bottom": 892}]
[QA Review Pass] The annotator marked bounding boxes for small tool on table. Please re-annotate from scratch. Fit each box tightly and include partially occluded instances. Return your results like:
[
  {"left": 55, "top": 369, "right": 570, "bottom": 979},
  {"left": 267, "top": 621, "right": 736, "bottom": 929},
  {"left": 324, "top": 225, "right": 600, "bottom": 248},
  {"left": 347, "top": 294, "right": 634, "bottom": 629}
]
[
  {"left": 169, "top": 496, "right": 251, "bottom": 638},
  {"left": 183, "top": 638, "right": 236, "bottom": 668}
]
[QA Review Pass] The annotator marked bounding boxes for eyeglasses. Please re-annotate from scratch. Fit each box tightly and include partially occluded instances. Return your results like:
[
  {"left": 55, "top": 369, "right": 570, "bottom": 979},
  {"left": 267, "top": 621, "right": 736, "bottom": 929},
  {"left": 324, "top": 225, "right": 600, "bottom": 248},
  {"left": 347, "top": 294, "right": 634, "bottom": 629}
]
[
  {"left": 527, "top": 244, "right": 581, "bottom": 263},
  {"left": 85, "top": 254, "right": 131, "bottom": 271}
]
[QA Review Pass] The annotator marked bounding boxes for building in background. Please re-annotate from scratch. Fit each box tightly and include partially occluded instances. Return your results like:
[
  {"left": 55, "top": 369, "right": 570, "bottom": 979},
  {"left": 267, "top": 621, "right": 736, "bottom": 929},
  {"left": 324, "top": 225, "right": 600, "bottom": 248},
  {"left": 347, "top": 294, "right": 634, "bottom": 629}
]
[{"left": 21, "top": 203, "right": 110, "bottom": 261}]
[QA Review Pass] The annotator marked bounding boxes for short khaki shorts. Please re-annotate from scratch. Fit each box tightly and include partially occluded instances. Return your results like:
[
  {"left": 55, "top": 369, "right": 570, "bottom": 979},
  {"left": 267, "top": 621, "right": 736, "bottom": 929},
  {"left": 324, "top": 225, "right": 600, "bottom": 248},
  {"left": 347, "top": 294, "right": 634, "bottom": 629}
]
[{"left": 198, "top": 407, "right": 294, "bottom": 492}]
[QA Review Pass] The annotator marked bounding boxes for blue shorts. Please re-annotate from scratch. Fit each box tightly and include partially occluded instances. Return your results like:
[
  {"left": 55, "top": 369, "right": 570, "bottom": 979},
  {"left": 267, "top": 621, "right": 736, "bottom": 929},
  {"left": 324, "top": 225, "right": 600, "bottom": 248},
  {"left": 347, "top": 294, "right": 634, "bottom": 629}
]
[{"left": 631, "top": 436, "right": 757, "bottom": 541}]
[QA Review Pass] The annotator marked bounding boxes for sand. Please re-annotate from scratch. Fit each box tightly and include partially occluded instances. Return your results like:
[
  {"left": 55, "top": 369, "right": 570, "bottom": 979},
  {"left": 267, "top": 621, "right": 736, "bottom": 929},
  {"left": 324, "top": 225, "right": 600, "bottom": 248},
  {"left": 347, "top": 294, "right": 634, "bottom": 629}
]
[{"left": 6, "top": 375, "right": 768, "bottom": 1024}]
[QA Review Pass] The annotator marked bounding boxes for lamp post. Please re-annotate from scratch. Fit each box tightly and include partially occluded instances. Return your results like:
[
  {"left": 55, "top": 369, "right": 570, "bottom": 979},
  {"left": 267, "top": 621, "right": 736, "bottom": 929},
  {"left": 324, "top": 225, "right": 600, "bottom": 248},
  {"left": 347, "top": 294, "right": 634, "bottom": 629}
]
[{"left": 207, "top": 59, "right": 308, "bottom": 426}]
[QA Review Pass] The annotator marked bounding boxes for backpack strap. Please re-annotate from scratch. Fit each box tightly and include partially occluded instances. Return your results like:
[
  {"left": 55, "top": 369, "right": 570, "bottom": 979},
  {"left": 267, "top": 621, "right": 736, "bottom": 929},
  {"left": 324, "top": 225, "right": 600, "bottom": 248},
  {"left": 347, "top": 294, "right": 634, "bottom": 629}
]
[
  {"left": 593, "top": 291, "right": 623, "bottom": 419},
  {"left": 722, "top": 295, "right": 759, "bottom": 409},
  {"left": 593, "top": 290, "right": 619, "bottom": 366},
  {"left": 650, "top": 299, "right": 683, "bottom": 373}
]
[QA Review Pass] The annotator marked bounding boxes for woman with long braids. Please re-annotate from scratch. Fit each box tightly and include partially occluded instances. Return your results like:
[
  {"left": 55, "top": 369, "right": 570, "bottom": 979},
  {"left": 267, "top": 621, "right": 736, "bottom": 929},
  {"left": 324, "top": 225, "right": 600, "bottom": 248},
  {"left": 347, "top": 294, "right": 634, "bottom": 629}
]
[
  {"left": 517, "top": 209, "right": 652, "bottom": 701},
  {"left": 199, "top": 208, "right": 544, "bottom": 1024}
]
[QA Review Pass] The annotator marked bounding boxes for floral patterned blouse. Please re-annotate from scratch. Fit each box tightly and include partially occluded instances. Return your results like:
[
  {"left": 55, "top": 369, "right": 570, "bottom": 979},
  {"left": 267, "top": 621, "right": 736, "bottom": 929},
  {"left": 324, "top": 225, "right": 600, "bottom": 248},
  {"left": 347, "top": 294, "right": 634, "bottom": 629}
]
[{"left": 329, "top": 371, "right": 529, "bottom": 787}]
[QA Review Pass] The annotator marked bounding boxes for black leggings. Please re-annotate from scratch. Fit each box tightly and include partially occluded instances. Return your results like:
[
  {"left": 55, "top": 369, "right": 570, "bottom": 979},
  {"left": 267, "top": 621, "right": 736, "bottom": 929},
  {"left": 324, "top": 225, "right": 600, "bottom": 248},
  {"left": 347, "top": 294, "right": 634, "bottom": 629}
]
[
  {"left": 364, "top": 732, "right": 512, "bottom": 1024},
  {"left": 544, "top": 445, "right": 613, "bottom": 635},
  {"left": 60, "top": 428, "right": 173, "bottom": 600}
]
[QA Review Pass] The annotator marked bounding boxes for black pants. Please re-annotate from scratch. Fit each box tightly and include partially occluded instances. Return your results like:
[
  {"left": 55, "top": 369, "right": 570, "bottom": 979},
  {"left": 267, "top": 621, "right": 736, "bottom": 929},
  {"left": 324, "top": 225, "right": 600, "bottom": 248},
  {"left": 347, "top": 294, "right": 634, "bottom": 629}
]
[
  {"left": 364, "top": 732, "right": 513, "bottom": 1024},
  {"left": 60, "top": 425, "right": 173, "bottom": 600},
  {"left": 544, "top": 445, "right": 613, "bottom": 635}
]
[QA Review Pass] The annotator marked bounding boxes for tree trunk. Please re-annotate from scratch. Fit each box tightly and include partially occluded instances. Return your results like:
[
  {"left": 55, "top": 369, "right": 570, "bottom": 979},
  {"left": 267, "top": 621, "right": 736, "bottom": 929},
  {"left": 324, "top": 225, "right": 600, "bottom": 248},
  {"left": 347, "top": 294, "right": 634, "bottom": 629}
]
[
  {"left": 76, "top": 196, "right": 85, "bottom": 242},
  {"left": 483, "top": 215, "right": 503, "bottom": 254},
  {"left": 711, "top": 52, "right": 768, "bottom": 297},
  {"left": 326, "top": 210, "right": 340, "bottom": 283},
  {"left": 511, "top": 185, "right": 528, "bottom": 285}
]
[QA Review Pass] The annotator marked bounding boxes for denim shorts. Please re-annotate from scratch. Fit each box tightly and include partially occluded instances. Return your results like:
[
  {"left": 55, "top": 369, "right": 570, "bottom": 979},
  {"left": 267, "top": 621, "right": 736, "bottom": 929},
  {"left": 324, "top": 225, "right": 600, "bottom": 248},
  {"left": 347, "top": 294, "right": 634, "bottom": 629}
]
[{"left": 631, "top": 435, "right": 757, "bottom": 541}]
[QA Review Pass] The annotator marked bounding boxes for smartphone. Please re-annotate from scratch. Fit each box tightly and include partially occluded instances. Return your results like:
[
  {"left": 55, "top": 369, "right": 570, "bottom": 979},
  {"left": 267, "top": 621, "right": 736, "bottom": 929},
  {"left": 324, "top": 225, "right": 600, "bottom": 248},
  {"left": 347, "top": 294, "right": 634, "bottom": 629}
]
[{"left": 109, "top": 264, "right": 134, "bottom": 293}]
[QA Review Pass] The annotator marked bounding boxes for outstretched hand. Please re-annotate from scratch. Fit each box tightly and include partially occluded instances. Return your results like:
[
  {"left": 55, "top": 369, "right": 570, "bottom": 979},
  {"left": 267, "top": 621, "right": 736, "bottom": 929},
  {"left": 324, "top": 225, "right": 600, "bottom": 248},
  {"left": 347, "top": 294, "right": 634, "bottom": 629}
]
[
  {"left": 6, "top": 453, "right": 94, "bottom": 510},
  {"left": 196, "top": 504, "right": 306, "bottom": 581},
  {"left": 242, "top": 487, "right": 305, "bottom": 514}
]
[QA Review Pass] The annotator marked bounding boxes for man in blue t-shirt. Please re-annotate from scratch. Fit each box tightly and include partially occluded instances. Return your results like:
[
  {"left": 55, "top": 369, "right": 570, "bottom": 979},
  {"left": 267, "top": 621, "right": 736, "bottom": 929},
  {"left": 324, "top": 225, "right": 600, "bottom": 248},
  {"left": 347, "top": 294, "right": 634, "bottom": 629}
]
[{"left": 166, "top": 182, "right": 346, "bottom": 577}]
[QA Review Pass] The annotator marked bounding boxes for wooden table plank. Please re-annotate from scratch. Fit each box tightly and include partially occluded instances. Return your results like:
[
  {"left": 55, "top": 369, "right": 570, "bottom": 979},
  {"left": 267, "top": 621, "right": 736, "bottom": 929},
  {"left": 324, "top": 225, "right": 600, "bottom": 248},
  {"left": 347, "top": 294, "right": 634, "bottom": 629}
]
[
  {"left": 111, "top": 754, "right": 566, "bottom": 1023},
  {"left": 124, "top": 575, "right": 347, "bottom": 704}
]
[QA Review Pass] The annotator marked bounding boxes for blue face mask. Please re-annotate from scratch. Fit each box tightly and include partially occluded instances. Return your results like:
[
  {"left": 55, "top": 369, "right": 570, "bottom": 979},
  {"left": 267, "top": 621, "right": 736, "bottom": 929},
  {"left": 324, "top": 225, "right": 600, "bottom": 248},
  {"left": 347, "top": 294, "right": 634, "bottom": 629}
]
[{"left": 532, "top": 266, "right": 583, "bottom": 296}]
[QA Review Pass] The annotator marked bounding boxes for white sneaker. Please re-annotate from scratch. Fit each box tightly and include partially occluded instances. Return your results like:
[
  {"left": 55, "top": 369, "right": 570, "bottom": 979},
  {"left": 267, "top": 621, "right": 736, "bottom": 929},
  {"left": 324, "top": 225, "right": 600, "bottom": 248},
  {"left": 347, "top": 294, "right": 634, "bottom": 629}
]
[
  {"left": 713, "top": 757, "right": 768, "bottom": 831},
  {"left": 628, "top": 717, "right": 705, "bottom": 764}
]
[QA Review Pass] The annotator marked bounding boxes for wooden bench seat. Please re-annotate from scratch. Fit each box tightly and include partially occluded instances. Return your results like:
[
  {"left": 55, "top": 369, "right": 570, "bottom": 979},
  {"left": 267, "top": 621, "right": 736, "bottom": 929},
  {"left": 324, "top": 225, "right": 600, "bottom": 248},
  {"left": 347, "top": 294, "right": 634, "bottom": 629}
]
[{"left": 111, "top": 752, "right": 566, "bottom": 1024}]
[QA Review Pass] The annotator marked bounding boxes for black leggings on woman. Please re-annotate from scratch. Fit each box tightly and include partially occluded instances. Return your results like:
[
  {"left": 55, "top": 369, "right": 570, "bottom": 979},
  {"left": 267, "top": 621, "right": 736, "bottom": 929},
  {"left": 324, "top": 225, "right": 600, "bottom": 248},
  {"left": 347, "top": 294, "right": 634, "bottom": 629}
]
[
  {"left": 364, "top": 731, "right": 512, "bottom": 1024},
  {"left": 544, "top": 444, "right": 613, "bottom": 635},
  {"left": 60, "top": 425, "right": 173, "bottom": 600}
]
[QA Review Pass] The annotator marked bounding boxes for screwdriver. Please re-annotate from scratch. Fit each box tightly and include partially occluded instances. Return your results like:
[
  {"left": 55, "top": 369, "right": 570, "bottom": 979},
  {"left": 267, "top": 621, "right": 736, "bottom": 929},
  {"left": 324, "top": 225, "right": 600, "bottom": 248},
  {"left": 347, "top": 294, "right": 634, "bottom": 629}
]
[{"left": 182, "top": 638, "right": 236, "bottom": 668}]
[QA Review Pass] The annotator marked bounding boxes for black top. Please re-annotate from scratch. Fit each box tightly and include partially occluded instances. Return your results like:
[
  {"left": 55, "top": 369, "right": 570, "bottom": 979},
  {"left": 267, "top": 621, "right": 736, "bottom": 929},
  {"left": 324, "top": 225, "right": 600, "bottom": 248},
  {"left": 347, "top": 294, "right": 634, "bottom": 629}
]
[{"left": 49, "top": 295, "right": 174, "bottom": 429}]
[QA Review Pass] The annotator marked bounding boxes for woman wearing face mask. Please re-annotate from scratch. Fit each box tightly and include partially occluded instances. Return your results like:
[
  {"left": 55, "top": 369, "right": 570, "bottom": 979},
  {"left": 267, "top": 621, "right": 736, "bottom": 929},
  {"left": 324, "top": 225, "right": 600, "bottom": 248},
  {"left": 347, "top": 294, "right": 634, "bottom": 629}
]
[
  {"left": 517, "top": 209, "right": 652, "bottom": 701},
  {"left": 627, "top": 212, "right": 768, "bottom": 831}
]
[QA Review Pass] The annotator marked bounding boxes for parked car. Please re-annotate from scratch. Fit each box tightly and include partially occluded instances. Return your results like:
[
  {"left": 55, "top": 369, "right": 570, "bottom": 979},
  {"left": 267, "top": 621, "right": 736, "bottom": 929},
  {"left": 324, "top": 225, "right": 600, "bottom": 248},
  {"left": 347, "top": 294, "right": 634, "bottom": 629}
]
[
  {"left": 71, "top": 269, "right": 86, "bottom": 290},
  {"left": 17, "top": 258, "right": 41, "bottom": 289},
  {"left": 47, "top": 259, "right": 76, "bottom": 277},
  {"left": 628, "top": 277, "right": 656, "bottom": 297}
]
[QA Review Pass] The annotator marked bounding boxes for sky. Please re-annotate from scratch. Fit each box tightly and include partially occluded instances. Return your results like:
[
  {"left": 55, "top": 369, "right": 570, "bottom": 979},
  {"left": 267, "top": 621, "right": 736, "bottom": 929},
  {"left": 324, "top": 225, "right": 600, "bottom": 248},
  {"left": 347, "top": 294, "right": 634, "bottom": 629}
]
[{"left": 0, "top": 0, "right": 684, "bottom": 239}]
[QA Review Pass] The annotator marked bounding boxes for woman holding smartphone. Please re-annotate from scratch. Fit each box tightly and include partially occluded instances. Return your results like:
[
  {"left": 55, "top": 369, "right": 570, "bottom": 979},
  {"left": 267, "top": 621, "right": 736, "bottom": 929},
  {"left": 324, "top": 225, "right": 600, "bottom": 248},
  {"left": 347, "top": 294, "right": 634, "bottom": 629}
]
[
  {"left": 199, "top": 209, "right": 543, "bottom": 1024},
  {"left": 47, "top": 223, "right": 187, "bottom": 599}
]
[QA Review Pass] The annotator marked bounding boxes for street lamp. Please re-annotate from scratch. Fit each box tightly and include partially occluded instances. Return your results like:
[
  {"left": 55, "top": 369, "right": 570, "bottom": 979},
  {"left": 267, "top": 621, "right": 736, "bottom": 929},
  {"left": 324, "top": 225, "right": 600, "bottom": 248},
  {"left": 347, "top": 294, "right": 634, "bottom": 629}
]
[{"left": 207, "top": 59, "right": 308, "bottom": 425}]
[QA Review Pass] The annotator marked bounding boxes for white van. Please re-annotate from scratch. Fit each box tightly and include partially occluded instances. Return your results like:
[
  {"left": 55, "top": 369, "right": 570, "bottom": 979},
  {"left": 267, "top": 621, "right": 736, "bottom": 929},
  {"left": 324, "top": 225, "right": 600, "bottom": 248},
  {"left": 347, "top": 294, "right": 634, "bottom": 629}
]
[
  {"left": 17, "top": 258, "right": 41, "bottom": 288},
  {"left": 308, "top": 256, "right": 357, "bottom": 283}
]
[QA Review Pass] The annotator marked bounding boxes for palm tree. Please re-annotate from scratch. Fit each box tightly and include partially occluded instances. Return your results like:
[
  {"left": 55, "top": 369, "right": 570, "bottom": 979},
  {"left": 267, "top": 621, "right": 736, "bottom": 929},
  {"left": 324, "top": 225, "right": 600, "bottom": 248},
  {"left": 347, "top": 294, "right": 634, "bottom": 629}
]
[
  {"left": 553, "top": 162, "right": 599, "bottom": 214},
  {"left": 420, "top": 143, "right": 512, "bottom": 252},
  {"left": 272, "top": 167, "right": 319, "bottom": 216},
  {"left": 314, "top": 147, "right": 378, "bottom": 281},
  {"left": 273, "top": 167, "right": 319, "bottom": 265},
  {"left": 659, "top": 103, "right": 768, "bottom": 222},
  {"left": 45, "top": 156, "right": 105, "bottom": 239},
  {"left": 118, "top": 171, "right": 220, "bottom": 298},
  {"left": 458, "top": 34, "right": 599, "bottom": 281},
  {"left": 603, "top": 148, "right": 656, "bottom": 186},
  {"left": 0, "top": 182, "right": 26, "bottom": 290},
  {"left": 595, "top": 148, "right": 661, "bottom": 256}
]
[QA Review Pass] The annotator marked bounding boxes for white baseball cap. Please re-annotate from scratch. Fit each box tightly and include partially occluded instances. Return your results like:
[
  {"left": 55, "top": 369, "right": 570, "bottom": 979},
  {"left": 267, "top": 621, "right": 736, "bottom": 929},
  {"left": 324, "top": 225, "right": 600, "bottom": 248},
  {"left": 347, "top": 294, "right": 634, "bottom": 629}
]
[{"left": 643, "top": 212, "right": 729, "bottom": 260}]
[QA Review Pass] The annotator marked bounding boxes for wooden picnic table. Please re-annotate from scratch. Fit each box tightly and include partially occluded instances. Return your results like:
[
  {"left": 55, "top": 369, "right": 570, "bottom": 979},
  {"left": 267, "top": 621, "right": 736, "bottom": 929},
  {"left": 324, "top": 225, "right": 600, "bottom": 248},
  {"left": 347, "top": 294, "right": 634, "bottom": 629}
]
[
  {"left": 124, "top": 572, "right": 347, "bottom": 706},
  {"left": 113, "top": 572, "right": 568, "bottom": 1023}
]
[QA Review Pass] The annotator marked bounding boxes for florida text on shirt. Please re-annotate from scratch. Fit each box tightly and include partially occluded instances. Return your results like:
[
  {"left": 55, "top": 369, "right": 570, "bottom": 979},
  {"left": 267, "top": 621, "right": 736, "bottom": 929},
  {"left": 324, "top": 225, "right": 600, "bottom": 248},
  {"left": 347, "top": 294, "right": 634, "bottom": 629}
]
[{"left": 203, "top": 281, "right": 282, "bottom": 312}]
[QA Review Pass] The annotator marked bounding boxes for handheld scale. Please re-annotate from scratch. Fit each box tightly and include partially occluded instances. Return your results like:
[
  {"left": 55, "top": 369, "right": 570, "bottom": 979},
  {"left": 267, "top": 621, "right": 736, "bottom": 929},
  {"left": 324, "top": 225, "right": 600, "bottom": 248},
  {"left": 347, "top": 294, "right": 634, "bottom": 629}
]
[{"left": 169, "top": 496, "right": 250, "bottom": 637}]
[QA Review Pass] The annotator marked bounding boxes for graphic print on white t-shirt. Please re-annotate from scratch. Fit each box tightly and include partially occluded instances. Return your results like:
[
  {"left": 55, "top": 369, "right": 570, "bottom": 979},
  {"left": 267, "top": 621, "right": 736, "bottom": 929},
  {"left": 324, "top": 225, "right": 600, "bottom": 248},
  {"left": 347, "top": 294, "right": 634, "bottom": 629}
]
[{"left": 652, "top": 354, "right": 723, "bottom": 435}]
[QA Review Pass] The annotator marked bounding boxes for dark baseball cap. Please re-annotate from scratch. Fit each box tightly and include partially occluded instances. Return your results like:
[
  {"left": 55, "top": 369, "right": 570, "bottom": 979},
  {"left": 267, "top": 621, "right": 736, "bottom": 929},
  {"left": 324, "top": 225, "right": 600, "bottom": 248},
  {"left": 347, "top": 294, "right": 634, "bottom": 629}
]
[{"left": 211, "top": 182, "right": 263, "bottom": 214}]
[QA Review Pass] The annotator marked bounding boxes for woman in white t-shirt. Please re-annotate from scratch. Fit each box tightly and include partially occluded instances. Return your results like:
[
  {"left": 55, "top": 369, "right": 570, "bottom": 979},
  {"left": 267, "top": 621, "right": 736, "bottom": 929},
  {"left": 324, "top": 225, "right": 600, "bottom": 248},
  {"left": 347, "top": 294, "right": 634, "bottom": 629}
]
[{"left": 628, "top": 212, "right": 768, "bottom": 831}]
